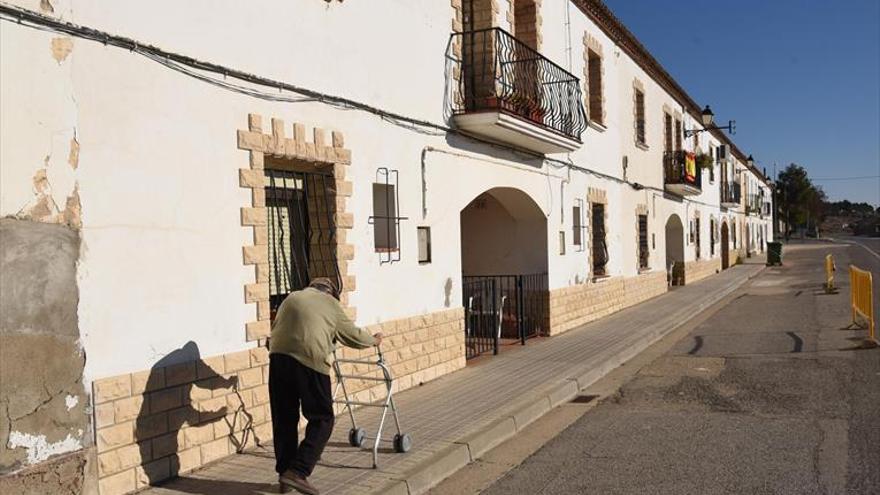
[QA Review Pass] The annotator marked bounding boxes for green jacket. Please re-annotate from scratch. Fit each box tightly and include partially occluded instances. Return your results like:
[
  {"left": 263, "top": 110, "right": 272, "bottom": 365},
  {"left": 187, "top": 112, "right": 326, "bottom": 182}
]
[{"left": 269, "top": 287, "right": 376, "bottom": 375}]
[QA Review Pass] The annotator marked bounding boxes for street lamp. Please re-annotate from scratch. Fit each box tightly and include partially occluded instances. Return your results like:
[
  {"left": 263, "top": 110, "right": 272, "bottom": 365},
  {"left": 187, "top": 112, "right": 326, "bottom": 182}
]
[
  {"left": 684, "top": 105, "right": 736, "bottom": 137},
  {"left": 747, "top": 154, "right": 754, "bottom": 168}
]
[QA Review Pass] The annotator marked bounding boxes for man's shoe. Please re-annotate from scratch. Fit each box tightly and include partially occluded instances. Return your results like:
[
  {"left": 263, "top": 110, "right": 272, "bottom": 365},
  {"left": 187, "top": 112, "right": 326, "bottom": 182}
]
[{"left": 279, "top": 470, "right": 319, "bottom": 495}]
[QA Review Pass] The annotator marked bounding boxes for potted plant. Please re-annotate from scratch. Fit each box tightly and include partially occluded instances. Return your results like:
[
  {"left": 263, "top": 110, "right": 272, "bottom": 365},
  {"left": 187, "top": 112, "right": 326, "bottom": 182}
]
[{"left": 695, "top": 152, "right": 714, "bottom": 170}]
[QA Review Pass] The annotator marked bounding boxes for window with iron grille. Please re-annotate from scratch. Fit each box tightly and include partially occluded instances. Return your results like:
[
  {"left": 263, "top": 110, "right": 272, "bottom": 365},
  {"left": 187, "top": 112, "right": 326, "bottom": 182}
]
[
  {"left": 638, "top": 214, "right": 649, "bottom": 269},
  {"left": 710, "top": 219, "right": 716, "bottom": 256},
  {"left": 592, "top": 203, "right": 608, "bottom": 276},
  {"left": 635, "top": 89, "right": 646, "bottom": 145},
  {"left": 265, "top": 168, "right": 340, "bottom": 317},
  {"left": 695, "top": 217, "right": 702, "bottom": 259},
  {"left": 664, "top": 112, "right": 673, "bottom": 152},
  {"left": 587, "top": 49, "right": 603, "bottom": 124}
]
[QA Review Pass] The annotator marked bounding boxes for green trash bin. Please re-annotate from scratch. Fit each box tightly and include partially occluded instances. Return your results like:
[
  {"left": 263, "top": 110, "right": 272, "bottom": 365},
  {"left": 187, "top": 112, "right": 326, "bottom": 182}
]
[{"left": 767, "top": 241, "right": 783, "bottom": 266}]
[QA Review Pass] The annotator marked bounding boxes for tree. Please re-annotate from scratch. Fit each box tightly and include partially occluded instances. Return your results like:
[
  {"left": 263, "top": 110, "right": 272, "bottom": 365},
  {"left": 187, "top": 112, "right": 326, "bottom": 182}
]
[{"left": 777, "top": 163, "right": 819, "bottom": 234}]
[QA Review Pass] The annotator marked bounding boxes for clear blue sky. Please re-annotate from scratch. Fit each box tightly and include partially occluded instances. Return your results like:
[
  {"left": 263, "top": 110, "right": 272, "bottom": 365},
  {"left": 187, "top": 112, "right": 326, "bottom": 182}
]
[{"left": 605, "top": 0, "right": 880, "bottom": 206}]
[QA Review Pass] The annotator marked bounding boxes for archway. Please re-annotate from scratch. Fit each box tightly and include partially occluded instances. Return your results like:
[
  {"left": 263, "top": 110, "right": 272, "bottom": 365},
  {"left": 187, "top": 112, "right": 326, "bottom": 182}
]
[
  {"left": 461, "top": 187, "right": 548, "bottom": 359},
  {"left": 665, "top": 214, "right": 685, "bottom": 286},
  {"left": 721, "top": 221, "right": 730, "bottom": 269}
]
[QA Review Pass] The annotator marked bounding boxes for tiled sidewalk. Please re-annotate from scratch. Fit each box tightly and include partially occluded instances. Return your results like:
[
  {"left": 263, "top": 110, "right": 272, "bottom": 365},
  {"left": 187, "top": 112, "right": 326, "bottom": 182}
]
[{"left": 144, "top": 263, "right": 763, "bottom": 495}]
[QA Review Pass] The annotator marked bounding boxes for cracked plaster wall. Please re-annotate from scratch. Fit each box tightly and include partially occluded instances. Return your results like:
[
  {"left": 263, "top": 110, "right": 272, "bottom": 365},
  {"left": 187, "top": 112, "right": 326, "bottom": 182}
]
[{"left": 0, "top": 2, "right": 95, "bottom": 493}]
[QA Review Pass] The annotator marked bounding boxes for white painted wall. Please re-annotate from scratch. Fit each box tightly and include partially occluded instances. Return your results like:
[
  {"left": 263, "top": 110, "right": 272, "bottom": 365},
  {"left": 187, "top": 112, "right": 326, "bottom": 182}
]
[{"left": 0, "top": 0, "right": 772, "bottom": 384}]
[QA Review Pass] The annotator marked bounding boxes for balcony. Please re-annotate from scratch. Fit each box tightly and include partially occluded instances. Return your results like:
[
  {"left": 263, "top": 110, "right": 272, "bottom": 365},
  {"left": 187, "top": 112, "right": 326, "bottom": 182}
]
[
  {"left": 663, "top": 150, "right": 702, "bottom": 196},
  {"left": 447, "top": 28, "right": 587, "bottom": 154},
  {"left": 721, "top": 180, "right": 741, "bottom": 208}
]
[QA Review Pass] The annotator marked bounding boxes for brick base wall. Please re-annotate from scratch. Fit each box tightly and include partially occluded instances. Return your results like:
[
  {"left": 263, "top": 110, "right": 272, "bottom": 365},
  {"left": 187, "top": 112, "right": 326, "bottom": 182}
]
[
  {"left": 548, "top": 271, "right": 667, "bottom": 336},
  {"left": 685, "top": 258, "right": 723, "bottom": 284},
  {"left": 91, "top": 308, "right": 465, "bottom": 495}
]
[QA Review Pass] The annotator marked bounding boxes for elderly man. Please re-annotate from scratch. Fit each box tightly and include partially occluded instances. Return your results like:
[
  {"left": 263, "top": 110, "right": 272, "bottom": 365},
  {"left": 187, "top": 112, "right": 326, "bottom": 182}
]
[{"left": 269, "top": 277, "right": 382, "bottom": 495}]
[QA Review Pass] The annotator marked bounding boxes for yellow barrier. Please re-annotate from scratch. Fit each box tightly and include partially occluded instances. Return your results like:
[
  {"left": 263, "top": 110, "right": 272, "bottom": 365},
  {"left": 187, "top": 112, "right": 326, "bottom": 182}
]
[
  {"left": 825, "top": 254, "right": 837, "bottom": 293},
  {"left": 849, "top": 265, "right": 877, "bottom": 347}
]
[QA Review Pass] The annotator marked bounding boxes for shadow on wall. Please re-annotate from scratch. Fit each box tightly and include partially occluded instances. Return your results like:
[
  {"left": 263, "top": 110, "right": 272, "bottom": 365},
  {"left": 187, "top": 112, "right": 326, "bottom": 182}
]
[{"left": 135, "top": 341, "right": 250, "bottom": 486}]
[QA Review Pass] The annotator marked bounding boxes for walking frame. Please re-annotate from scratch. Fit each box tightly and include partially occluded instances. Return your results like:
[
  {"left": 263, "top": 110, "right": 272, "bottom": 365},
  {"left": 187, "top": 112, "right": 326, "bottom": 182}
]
[{"left": 331, "top": 346, "right": 412, "bottom": 468}]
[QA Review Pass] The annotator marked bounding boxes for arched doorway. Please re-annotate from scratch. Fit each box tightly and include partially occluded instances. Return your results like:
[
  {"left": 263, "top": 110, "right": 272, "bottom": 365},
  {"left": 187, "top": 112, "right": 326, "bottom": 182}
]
[
  {"left": 721, "top": 221, "right": 730, "bottom": 269},
  {"left": 665, "top": 214, "right": 685, "bottom": 286},
  {"left": 461, "top": 188, "right": 548, "bottom": 359}
]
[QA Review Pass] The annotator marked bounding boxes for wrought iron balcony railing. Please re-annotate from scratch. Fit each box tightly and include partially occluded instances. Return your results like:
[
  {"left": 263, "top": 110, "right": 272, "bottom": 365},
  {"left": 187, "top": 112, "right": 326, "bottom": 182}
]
[
  {"left": 721, "top": 180, "right": 741, "bottom": 205},
  {"left": 663, "top": 150, "right": 702, "bottom": 194},
  {"left": 447, "top": 28, "right": 587, "bottom": 142}
]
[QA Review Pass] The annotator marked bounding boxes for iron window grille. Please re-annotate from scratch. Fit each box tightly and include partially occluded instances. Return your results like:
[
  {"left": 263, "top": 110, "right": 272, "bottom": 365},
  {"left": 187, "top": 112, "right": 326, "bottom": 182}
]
[
  {"left": 265, "top": 168, "right": 341, "bottom": 317},
  {"left": 591, "top": 203, "right": 608, "bottom": 277},
  {"left": 695, "top": 218, "right": 702, "bottom": 259},
  {"left": 638, "top": 214, "right": 649, "bottom": 269},
  {"left": 710, "top": 219, "right": 716, "bottom": 256},
  {"left": 573, "top": 199, "right": 586, "bottom": 252},
  {"left": 369, "top": 168, "right": 408, "bottom": 264},
  {"left": 635, "top": 89, "right": 646, "bottom": 145}
]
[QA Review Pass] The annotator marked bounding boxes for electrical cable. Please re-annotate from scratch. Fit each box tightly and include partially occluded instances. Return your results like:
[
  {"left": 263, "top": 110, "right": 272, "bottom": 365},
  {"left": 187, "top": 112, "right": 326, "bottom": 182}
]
[{"left": 0, "top": 2, "right": 768, "bottom": 216}]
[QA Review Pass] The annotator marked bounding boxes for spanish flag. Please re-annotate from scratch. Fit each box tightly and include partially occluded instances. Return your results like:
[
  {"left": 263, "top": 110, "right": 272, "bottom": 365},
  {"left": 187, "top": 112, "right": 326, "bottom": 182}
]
[{"left": 685, "top": 152, "right": 696, "bottom": 182}]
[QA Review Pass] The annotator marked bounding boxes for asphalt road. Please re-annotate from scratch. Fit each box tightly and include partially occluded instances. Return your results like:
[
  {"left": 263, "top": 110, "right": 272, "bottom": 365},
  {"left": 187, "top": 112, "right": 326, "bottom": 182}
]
[{"left": 483, "top": 240, "right": 880, "bottom": 495}]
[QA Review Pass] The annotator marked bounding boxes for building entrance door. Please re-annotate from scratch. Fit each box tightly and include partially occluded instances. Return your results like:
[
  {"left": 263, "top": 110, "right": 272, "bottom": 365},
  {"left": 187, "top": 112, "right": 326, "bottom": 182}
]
[{"left": 721, "top": 222, "right": 730, "bottom": 269}]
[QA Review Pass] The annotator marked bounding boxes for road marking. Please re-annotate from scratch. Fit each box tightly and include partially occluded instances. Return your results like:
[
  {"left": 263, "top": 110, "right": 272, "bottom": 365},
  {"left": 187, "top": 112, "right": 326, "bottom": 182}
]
[{"left": 831, "top": 238, "right": 880, "bottom": 262}]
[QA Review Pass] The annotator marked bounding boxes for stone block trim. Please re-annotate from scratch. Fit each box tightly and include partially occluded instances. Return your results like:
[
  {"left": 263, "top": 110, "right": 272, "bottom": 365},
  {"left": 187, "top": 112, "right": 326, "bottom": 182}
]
[
  {"left": 237, "top": 114, "right": 354, "bottom": 342},
  {"left": 587, "top": 187, "right": 607, "bottom": 205},
  {"left": 92, "top": 347, "right": 273, "bottom": 494},
  {"left": 583, "top": 32, "right": 606, "bottom": 125},
  {"left": 685, "top": 258, "right": 723, "bottom": 285},
  {"left": 548, "top": 271, "right": 667, "bottom": 336},
  {"left": 331, "top": 308, "right": 467, "bottom": 409},
  {"left": 91, "top": 307, "right": 466, "bottom": 494}
]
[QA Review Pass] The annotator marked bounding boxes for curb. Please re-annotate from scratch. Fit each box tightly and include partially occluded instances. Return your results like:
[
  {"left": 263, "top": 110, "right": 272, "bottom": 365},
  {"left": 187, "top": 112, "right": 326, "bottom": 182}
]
[{"left": 381, "top": 265, "right": 763, "bottom": 495}]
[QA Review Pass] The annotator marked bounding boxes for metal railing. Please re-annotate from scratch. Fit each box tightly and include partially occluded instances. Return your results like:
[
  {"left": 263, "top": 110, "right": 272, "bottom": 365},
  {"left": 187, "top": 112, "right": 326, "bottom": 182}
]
[
  {"left": 462, "top": 273, "right": 548, "bottom": 360},
  {"left": 448, "top": 28, "right": 587, "bottom": 141},
  {"left": 663, "top": 150, "right": 702, "bottom": 190},
  {"left": 721, "top": 180, "right": 741, "bottom": 205}
]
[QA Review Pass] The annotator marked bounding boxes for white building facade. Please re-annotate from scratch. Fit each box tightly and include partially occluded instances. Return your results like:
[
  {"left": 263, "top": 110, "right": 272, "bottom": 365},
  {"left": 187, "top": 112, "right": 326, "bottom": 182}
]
[{"left": 0, "top": 1, "right": 773, "bottom": 493}]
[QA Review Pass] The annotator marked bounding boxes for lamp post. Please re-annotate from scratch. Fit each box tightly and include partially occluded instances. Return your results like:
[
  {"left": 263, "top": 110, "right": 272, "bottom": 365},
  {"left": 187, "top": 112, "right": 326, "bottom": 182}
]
[{"left": 684, "top": 105, "right": 736, "bottom": 137}]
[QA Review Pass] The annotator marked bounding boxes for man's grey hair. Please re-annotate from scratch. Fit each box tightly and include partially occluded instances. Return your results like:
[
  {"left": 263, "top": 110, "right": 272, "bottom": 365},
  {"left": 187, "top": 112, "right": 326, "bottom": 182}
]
[{"left": 308, "top": 277, "right": 339, "bottom": 299}]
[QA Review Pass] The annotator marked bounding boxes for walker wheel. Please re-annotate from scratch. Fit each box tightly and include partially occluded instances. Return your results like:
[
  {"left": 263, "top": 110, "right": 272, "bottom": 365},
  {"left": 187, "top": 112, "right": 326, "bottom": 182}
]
[
  {"left": 393, "top": 433, "right": 412, "bottom": 453},
  {"left": 348, "top": 428, "right": 366, "bottom": 447}
]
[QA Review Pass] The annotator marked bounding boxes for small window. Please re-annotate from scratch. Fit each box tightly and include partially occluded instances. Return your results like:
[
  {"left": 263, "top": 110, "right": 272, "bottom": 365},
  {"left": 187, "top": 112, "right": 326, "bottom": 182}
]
[
  {"left": 635, "top": 89, "right": 646, "bottom": 145},
  {"left": 372, "top": 183, "right": 398, "bottom": 251},
  {"left": 592, "top": 203, "right": 608, "bottom": 276},
  {"left": 417, "top": 226, "right": 431, "bottom": 263},
  {"left": 695, "top": 218, "right": 701, "bottom": 259},
  {"left": 587, "top": 49, "right": 603, "bottom": 124},
  {"left": 559, "top": 231, "right": 566, "bottom": 255},
  {"left": 638, "top": 214, "right": 649, "bottom": 269}
]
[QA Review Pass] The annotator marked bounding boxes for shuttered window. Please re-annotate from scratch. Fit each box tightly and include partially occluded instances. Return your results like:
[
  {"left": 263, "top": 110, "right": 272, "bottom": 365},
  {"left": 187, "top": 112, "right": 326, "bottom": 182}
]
[
  {"left": 638, "top": 214, "right": 649, "bottom": 269},
  {"left": 592, "top": 203, "right": 608, "bottom": 276}
]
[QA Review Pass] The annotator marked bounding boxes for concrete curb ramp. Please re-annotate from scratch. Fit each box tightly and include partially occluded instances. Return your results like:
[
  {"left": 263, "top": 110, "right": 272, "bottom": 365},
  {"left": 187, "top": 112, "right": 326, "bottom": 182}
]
[{"left": 376, "top": 265, "right": 764, "bottom": 495}]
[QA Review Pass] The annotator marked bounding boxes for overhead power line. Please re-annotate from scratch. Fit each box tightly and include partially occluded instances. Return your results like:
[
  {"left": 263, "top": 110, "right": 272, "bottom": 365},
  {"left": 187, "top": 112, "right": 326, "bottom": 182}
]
[{"left": 0, "top": 2, "right": 765, "bottom": 214}]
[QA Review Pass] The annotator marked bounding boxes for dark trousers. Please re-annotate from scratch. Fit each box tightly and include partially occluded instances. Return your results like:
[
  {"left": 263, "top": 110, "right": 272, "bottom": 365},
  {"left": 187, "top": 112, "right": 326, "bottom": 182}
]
[{"left": 269, "top": 354, "right": 334, "bottom": 477}]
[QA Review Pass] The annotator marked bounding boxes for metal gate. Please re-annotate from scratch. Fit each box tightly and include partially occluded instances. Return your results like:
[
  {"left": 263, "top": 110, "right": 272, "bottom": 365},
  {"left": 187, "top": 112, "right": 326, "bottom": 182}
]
[
  {"left": 265, "top": 168, "right": 340, "bottom": 317},
  {"left": 462, "top": 273, "right": 548, "bottom": 360}
]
